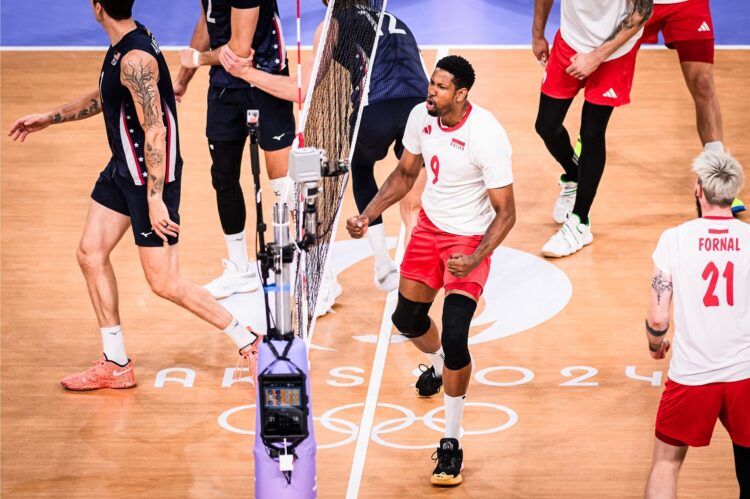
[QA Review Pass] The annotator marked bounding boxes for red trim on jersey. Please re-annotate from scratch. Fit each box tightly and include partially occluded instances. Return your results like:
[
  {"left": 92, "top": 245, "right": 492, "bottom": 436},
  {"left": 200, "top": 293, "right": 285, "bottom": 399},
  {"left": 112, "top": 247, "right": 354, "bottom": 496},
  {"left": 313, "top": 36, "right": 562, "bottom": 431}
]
[
  {"left": 703, "top": 216, "right": 733, "bottom": 220},
  {"left": 438, "top": 102, "right": 473, "bottom": 132},
  {"left": 164, "top": 100, "right": 171, "bottom": 184},
  {"left": 708, "top": 228, "right": 729, "bottom": 234},
  {"left": 122, "top": 105, "right": 143, "bottom": 182}
]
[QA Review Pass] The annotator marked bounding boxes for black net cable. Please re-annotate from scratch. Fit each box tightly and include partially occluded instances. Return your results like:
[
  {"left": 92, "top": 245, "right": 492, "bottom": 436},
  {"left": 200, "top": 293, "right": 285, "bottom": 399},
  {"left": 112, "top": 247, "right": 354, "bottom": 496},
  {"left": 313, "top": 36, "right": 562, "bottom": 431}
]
[{"left": 294, "top": 0, "right": 387, "bottom": 341}]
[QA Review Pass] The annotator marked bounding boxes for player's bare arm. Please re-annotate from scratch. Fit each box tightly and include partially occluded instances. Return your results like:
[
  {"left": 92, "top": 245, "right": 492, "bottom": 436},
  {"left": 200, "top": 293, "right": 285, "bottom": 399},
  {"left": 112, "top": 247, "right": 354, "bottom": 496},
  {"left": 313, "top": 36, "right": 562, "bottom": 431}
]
[
  {"left": 8, "top": 89, "right": 101, "bottom": 142},
  {"left": 532, "top": 0, "right": 554, "bottom": 65},
  {"left": 220, "top": 21, "right": 323, "bottom": 103},
  {"left": 346, "top": 149, "right": 423, "bottom": 239},
  {"left": 175, "top": 12, "right": 211, "bottom": 100},
  {"left": 646, "top": 266, "right": 672, "bottom": 359},
  {"left": 179, "top": 5, "right": 257, "bottom": 71},
  {"left": 566, "top": 0, "right": 653, "bottom": 79},
  {"left": 120, "top": 50, "right": 178, "bottom": 242},
  {"left": 447, "top": 185, "right": 516, "bottom": 278},
  {"left": 229, "top": 6, "right": 258, "bottom": 57}
]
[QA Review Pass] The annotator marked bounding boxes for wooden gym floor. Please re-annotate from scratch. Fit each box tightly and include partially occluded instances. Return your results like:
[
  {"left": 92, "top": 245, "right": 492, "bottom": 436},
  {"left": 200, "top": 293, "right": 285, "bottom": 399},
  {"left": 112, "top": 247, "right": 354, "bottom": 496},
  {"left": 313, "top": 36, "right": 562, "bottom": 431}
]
[{"left": 1, "top": 48, "right": 748, "bottom": 497}]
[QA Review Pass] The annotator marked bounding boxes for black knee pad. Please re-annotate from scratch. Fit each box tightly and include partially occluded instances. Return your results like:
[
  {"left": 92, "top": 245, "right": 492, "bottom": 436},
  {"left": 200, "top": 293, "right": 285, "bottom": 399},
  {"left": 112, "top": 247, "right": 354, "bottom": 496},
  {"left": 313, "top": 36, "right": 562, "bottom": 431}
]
[
  {"left": 209, "top": 139, "right": 245, "bottom": 194},
  {"left": 441, "top": 294, "right": 477, "bottom": 371},
  {"left": 391, "top": 293, "right": 432, "bottom": 338}
]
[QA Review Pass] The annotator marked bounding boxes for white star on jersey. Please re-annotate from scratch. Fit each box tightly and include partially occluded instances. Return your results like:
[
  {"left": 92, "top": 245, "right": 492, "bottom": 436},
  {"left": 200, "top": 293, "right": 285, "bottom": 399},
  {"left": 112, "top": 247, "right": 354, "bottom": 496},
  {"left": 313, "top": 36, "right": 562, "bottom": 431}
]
[{"left": 402, "top": 102, "right": 513, "bottom": 236}]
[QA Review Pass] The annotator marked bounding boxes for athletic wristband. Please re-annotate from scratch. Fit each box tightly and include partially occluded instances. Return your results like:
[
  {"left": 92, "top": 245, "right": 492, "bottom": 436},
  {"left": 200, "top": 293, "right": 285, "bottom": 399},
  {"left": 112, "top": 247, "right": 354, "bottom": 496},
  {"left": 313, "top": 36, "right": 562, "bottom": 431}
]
[
  {"left": 192, "top": 49, "right": 201, "bottom": 68},
  {"left": 648, "top": 341, "right": 662, "bottom": 353},
  {"left": 645, "top": 319, "right": 668, "bottom": 337}
]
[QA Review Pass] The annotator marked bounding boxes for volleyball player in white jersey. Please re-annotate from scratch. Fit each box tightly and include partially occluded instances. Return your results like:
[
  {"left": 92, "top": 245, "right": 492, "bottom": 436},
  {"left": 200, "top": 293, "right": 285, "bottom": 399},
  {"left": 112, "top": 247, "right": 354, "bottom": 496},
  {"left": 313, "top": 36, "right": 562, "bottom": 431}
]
[
  {"left": 347, "top": 56, "right": 516, "bottom": 487},
  {"left": 640, "top": 0, "right": 745, "bottom": 215},
  {"left": 532, "top": 0, "right": 653, "bottom": 257},
  {"left": 644, "top": 151, "right": 749, "bottom": 497}
]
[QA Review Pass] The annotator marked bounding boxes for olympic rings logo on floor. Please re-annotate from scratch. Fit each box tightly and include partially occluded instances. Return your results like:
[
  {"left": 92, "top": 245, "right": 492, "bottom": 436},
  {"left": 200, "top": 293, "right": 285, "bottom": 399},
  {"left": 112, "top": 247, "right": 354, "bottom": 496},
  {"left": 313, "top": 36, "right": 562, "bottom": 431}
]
[{"left": 217, "top": 402, "right": 518, "bottom": 450}]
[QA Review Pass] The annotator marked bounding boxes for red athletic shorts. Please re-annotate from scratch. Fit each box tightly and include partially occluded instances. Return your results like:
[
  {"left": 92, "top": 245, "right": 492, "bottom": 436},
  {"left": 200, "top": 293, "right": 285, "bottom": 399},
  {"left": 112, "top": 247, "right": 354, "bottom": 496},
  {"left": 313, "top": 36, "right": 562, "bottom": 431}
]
[
  {"left": 399, "top": 210, "right": 491, "bottom": 300},
  {"left": 541, "top": 30, "right": 638, "bottom": 107},
  {"left": 655, "top": 377, "right": 750, "bottom": 447},
  {"left": 641, "top": 0, "right": 714, "bottom": 63}
]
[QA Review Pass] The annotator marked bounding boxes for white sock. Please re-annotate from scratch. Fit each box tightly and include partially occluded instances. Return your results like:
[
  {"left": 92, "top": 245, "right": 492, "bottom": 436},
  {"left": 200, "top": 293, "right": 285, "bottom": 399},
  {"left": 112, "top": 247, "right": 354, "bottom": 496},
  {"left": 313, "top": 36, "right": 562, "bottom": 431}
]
[
  {"left": 224, "top": 231, "right": 249, "bottom": 272},
  {"left": 704, "top": 141, "right": 725, "bottom": 153},
  {"left": 427, "top": 347, "right": 445, "bottom": 377},
  {"left": 367, "top": 223, "right": 391, "bottom": 269},
  {"left": 223, "top": 317, "right": 258, "bottom": 350},
  {"left": 100, "top": 325, "right": 128, "bottom": 366},
  {"left": 271, "top": 177, "right": 292, "bottom": 200},
  {"left": 444, "top": 393, "right": 466, "bottom": 440}
]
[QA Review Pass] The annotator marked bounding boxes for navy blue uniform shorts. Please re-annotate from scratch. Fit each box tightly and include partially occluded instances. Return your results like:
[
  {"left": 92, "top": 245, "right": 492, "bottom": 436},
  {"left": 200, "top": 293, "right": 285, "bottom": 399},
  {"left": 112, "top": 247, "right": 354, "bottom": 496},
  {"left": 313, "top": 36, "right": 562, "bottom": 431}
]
[
  {"left": 91, "top": 166, "right": 181, "bottom": 247},
  {"left": 206, "top": 77, "right": 295, "bottom": 150},
  {"left": 354, "top": 96, "right": 425, "bottom": 166}
]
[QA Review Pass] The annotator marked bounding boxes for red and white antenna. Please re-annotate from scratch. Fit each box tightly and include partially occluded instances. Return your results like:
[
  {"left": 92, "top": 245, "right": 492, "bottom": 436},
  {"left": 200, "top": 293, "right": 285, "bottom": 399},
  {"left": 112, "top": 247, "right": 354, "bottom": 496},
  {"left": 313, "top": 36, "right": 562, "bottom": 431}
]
[{"left": 295, "top": 0, "right": 304, "bottom": 147}]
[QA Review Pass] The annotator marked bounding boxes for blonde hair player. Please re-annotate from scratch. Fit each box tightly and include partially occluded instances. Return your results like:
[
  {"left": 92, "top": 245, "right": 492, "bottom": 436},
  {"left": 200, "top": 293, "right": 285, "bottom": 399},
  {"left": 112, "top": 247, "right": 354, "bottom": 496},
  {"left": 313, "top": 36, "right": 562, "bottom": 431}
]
[{"left": 644, "top": 150, "right": 749, "bottom": 497}]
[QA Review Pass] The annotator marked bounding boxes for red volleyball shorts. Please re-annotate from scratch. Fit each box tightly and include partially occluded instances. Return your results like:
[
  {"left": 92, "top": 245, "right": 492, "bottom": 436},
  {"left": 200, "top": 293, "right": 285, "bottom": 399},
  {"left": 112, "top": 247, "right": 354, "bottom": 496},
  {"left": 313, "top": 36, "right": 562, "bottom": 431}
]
[
  {"left": 399, "top": 210, "right": 491, "bottom": 300},
  {"left": 541, "top": 30, "right": 639, "bottom": 107},
  {"left": 641, "top": 0, "right": 715, "bottom": 64},
  {"left": 655, "top": 377, "right": 750, "bottom": 447}
]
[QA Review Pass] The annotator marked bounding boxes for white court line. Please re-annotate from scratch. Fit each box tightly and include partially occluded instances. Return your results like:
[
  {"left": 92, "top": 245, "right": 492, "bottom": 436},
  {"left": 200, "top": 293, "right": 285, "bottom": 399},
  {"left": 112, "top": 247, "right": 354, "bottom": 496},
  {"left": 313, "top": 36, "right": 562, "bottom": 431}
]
[
  {"left": 345, "top": 224, "right": 406, "bottom": 499},
  {"left": 2, "top": 44, "right": 749, "bottom": 52}
]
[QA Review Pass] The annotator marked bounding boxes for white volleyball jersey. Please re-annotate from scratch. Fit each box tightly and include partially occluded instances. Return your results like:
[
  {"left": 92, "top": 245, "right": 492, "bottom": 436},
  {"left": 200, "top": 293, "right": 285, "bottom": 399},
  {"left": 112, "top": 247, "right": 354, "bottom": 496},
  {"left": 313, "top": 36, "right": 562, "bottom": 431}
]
[
  {"left": 402, "top": 102, "right": 513, "bottom": 236},
  {"left": 652, "top": 216, "right": 750, "bottom": 385},
  {"left": 561, "top": 0, "right": 644, "bottom": 62}
]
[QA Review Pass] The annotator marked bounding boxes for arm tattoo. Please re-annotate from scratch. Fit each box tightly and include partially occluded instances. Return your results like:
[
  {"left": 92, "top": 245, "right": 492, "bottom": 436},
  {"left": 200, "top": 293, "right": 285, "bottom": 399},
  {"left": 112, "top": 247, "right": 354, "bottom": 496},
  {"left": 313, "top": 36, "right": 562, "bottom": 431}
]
[
  {"left": 145, "top": 143, "right": 164, "bottom": 168},
  {"left": 49, "top": 112, "right": 77, "bottom": 124},
  {"left": 145, "top": 143, "right": 165, "bottom": 198},
  {"left": 651, "top": 271, "right": 673, "bottom": 305},
  {"left": 149, "top": 174, "right": 165, "bottom": 198},
  {"left": 75, "top": 99, "right": 100, "bottom": 120},
  {"left": 606, "top": 0, "right": 653, "bottom": 42},
  {"left": 121, "top": 59, "right": 161, "bottom": 127},
  {"left": 49, "top": 99, "right": 99, "bottom": 124}
]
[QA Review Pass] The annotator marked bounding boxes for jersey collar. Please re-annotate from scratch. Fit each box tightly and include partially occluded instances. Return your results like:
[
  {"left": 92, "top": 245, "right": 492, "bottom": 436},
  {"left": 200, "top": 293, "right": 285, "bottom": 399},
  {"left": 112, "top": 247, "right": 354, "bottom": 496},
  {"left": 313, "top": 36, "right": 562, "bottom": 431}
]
[{"left": 437, "top": 102, "right": 472, "bottom": 132}]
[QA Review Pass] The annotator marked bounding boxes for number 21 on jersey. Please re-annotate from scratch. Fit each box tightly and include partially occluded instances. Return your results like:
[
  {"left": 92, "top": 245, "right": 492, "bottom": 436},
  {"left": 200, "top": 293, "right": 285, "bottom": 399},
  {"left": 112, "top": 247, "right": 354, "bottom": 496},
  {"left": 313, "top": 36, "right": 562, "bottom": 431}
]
[{"left": 702, "top": 261, "right": 734, "bottom": 307}]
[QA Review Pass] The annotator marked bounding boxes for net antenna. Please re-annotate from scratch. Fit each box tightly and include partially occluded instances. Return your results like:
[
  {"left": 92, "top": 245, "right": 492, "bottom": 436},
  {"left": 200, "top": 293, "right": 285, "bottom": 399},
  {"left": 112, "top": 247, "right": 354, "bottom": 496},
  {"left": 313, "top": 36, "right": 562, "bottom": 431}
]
[{"left": 292, "top": 0, "right": 389, "bottom": 345}]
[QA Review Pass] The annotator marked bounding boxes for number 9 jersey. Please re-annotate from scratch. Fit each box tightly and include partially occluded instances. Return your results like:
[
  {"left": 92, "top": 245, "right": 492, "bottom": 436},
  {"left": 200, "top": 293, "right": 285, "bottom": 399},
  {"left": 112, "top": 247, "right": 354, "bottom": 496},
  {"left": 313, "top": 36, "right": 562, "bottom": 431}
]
[
  {"left": 652, "top": 216, "right": 750, "bottom": 385},
  {"left": 402, "top": 102, "right": 513, "bottom": 236}
]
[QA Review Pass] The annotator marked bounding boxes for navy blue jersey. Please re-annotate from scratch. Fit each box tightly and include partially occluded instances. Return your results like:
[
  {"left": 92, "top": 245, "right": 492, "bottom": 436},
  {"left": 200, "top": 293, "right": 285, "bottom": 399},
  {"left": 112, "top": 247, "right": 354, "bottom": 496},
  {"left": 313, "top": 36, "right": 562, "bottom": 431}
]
[
  {"left": 99, "top": 22, "right": 181, "bottom": 186},
  {"left": 330, "top": 8, "right": 426, "bottom": 107},
  {"left": 201, "top": 0, "right": 287, "bottom": 89},
  {"left": 331, "top": 5, "right": 379, "bottom": 107},
  {"left": 368, "top": 12, "right": 428, "bottom": 105}
]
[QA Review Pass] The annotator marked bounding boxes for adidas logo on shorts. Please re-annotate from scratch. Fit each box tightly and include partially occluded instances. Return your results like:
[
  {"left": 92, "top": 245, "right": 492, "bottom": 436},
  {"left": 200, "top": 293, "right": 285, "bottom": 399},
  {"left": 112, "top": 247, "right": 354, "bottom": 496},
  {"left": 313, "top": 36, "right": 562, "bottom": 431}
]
[
  {"left": 602, "top": 88, "right": 618, "bottom": 99},
  {"left": 698, "top": 21, "right": 711, "bottom": 32}
]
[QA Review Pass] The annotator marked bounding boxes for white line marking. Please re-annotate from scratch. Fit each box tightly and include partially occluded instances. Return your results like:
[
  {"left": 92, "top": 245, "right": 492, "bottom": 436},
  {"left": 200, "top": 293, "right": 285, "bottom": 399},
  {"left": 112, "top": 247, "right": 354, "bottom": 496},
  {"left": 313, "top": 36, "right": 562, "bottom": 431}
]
[
  {"left": 345, "top": 224, "right": 406, "bottom": 499},
  {"left": 435, "top": 45, "right": 449, "bottom": 60}
]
